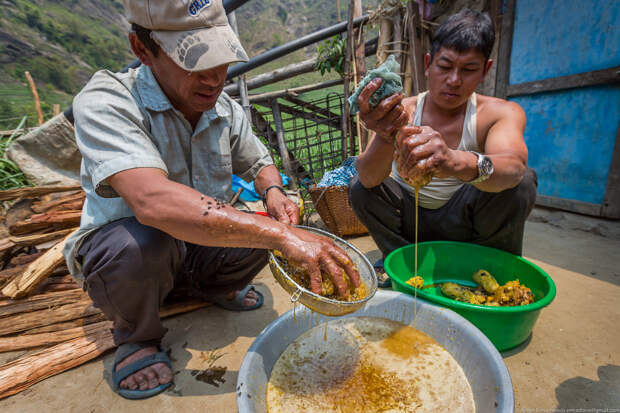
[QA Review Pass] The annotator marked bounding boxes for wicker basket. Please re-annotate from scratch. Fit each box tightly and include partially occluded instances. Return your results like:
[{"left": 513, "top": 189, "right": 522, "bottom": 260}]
[{"left": 308, "top": 185, "right": 368, "bottom": 237}]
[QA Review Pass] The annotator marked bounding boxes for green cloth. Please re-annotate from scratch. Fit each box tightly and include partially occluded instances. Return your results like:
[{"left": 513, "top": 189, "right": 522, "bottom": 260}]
[{"left": 348, "top": 54, "right": 403, "bottom": 115}]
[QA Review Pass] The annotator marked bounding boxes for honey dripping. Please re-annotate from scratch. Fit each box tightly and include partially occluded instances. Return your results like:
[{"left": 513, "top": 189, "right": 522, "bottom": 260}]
[
  {"left": 323, "top": 317, "right": 329, "bottom": 341},
  {"left": 293, "top": 302, "right": 297, "bottom": 324},
  {"left": 414, "top": 187, "right": 419, "bottom": 327}
]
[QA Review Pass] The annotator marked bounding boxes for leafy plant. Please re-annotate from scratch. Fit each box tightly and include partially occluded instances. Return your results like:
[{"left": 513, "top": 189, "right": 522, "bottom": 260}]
[{"left": 315, "top": 35, "right": 346, "bottom": 77}]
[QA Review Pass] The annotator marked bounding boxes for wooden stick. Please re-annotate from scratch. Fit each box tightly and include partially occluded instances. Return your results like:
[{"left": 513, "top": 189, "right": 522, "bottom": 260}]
[
  {"left": 0, "top": 320, "right": 112, "bottom": 352},
  {"left": 9, "top": 227, "right": 78, "bottom": 247},
  {"left": 0, "top": 327, "right": 115, "bottom": 399},
  {"left": 24, "top": 71, "right": 43, "bottom": 126},
  {"left": 2, "top": 232, "right": 74, "bottom": 298},
  {"left": 23, "top": 313, "right": 107, "bottom": 335},
  {"left": 0, "top": 185, "right": 82, "bottom": 202},
  {"left": 0, "top": 298, "right": 211, "bottom": 399},
  {"left": 0, "top": 288, "right": 86, "bottom": 317},
  {"left": 52, "top": 104, "right": 60, "bottom": 117},
  {"left": 0, "top": 297, "right": 99, "bottom": 336}
]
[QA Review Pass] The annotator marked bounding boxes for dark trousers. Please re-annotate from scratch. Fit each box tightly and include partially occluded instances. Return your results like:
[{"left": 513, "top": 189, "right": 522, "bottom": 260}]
[
  {"left": 349, "top": 168, "right": 538, "bottom": 258},
  {"left": 78, "top": 217, "right": 268, "bottom": 346}
]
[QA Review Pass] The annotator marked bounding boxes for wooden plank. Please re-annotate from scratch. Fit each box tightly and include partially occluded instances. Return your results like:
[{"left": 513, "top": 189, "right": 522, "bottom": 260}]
[
  {"left": 9, "top": 227, "right": 78, "bottom": 247},
  {"left": 535, "top": 194, "right": 602, "bottom": 217},
  {"left": 507, "top": 66, "right": 620, "bottom": 97},
  {"left": 0, "top": 327, "right": 115, "bottom": 399},
  {"left": 9, "top": 211, "right": 81, "bottom": 236},
  {"left": 0, "top": 297, "right": 99, "bottom": 336},
  {"left": 0, "top": 320, "right": 113, "bottom": 352},
  {"left": 249, "top": 79, "right": 343, "bottom": 103},
  {"left": 602, "top": 123, "right": 620, "bottom": 219},
  {"left": 0, "top": 185, "right": 82, "bottom": 202},
  {"left": 2, "top": 232, "right": 74, "bottom": 299},
  {"left": 495, "top": 0, "right": 516, "bottom": 99},
  {"left": 23, "top": 313, "right": 107, "bottom": 335},
  {"left": 0, "top": 289, "right": 86, "bottom": 318}
]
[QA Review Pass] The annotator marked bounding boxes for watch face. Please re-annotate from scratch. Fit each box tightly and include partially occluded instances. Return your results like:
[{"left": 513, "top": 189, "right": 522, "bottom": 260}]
[{"left": 480, "top": 155, "right": 494, "bottom": 176}]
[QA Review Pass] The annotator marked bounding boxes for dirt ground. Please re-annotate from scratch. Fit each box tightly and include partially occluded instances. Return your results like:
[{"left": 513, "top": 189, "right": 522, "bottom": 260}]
[{"left": 1, "top": 208, "right": 619, "bottom": 413}]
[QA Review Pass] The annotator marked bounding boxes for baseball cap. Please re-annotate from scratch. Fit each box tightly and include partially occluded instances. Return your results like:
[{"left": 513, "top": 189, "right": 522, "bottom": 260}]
[{"left": 123, "top": 0, "right": 249, "bottom": 71}]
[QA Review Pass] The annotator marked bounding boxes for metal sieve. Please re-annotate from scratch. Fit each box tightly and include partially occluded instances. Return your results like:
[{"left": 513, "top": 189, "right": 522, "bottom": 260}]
[{"left": 268, "top": 225, "right": 377, "bottom": 316}]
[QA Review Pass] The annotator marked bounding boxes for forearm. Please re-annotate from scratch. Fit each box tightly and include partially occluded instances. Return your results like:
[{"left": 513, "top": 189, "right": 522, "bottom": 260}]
[
  {"left": 126, "top": 175, "right": 292, "bottom": 250},
  {"left": 253, "top": 164, "right": 283, "bottom": 198},
  {"left": 355, "top": 134, "right": 395, "bottom": 188},
  {"left": 475, "top": 154, "right": 527, "bottom": 192},
  {"left": 450, "top": 150, "right": 526, "bottom": 192}
]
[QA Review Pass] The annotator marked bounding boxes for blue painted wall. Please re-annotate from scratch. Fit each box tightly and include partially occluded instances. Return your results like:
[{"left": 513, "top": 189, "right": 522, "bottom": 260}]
[
  {"left": 510, "top": 0, "right": 620, "bottom": 84},
  {"left": 512, "top": 86, "right": 620, "bottom": 205},
  {"left": 508, "top": 0, "right": 620, "bottom": 206}
]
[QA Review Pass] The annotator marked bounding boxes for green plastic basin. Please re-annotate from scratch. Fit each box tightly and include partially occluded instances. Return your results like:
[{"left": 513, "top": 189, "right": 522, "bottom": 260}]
[{"left": 384, "top": 241, "right": 556, "bottom": 351}]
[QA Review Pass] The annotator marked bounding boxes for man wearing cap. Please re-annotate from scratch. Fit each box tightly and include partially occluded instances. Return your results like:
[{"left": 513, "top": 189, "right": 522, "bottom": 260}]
[{"left": 64, "top": 0, "right": 360, "bottom": 399}]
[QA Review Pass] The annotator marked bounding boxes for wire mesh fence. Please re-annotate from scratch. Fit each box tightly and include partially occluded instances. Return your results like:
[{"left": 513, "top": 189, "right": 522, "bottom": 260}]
[{"left": 251, "top": 91, "right": 358, "bottom": 213}]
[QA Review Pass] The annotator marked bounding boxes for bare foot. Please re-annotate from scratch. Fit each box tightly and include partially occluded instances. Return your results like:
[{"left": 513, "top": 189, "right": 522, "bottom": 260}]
[
  {"left": 116, "top": 347, "right": 173, "bottom": 391},
  {"left": 226, "top": 288, "right": 259, "bottom": 307}
]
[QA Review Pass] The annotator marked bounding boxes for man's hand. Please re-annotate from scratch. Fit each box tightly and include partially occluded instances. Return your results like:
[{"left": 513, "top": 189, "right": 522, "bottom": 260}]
[
  {"left": 279, "top": 227, "right": 361, "bottom": 299},
  {"left": 265, "top": 188, "right": 299, "bottom": 225},
  {"left": 395, "top": 125, "right": 458, "bottom": 179},
  {"left": 358, "top": 78, "right": 408, "bottom": 143}
]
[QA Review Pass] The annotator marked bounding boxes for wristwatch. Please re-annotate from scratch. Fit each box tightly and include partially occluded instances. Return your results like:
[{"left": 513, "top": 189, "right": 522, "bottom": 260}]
[{"left": 467, "top": 151, "right": 494, "bottom": 184}]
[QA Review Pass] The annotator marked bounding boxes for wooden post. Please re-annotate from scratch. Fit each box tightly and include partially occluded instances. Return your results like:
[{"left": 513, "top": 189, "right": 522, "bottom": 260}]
[
  {"left": 52, "top": 104, "right": 60, "bottom": 117},
  {"left": 495, "top": 0, "right": 516, "bottom": 99},
  {"left": 377, "top": 18, "right": 392, "bottom": 65},
  {"left": 24, "top": 72, "right": 43, "bottom": 126},
  {"left": 227, "top": 11, "right": 252, "bottom": 120},
  {"left": 407, "top": 0, "right": 426, "bottom": 95},
  {"left": 270, "top": 100, "right": 298, "bottom": 190}
]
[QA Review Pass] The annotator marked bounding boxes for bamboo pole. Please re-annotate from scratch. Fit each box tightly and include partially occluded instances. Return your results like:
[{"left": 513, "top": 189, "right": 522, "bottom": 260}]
[
  {"left": 2, "top": 232, "right": 75, "bottom": 299},
  {"left": 343, "top": 0, "right": 355, "bottom": 157},
  {"left": 249, "top": 79, "right": 343, "bottom": 103},
  {"left": 407, "top": 0, "right": 426, "bottom": 95},
  {"left": 24, "top": 71, "right": 44, "bottom": 126},
  {"left": 352, "top": 0, "right": 368, "bottom": 152},
  {"left": 52, "top": 104, "right": 60, "bottom": 117}
]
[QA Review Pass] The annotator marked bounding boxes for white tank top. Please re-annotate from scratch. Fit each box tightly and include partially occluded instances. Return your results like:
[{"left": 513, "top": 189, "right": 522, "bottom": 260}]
[{"left": 392, "top": 91, "right": 480, "bottom": 209}]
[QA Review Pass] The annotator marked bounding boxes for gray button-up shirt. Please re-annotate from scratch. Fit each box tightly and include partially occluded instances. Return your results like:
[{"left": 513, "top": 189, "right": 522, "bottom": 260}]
[{"left": 63, "top": 65, "right": 273, "bottom": 283}]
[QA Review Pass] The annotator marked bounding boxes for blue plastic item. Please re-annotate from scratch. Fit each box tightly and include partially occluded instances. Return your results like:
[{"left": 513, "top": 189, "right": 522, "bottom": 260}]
[
  {"left": 232, "top": 173, "right": 290, "bottom": 201},
  {"left": 317, "top": 157, "right": 358, "bottom": 187}
]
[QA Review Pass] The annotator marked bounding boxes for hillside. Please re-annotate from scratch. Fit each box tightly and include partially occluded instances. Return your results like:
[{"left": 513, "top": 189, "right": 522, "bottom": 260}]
[{"left": 0, "top": 0, "right": 367, "bottom": 130}]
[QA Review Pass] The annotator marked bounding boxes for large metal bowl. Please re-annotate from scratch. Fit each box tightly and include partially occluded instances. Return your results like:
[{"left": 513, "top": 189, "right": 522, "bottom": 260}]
[
  {"left": 237, "top": 290, "right": 514, "bottom": 413},
  {"left": 268, "top": 225, "right": 378, "bottom": 316}
]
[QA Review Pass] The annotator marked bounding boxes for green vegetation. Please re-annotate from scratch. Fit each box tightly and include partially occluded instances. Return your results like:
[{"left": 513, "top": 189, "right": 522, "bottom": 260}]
[{"left": 315, "top": 35, "right": 346, "bottom": 77}]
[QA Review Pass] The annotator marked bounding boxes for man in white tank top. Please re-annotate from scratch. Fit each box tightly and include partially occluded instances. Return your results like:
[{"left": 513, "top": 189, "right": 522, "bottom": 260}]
[{"left": 350, "top": 9, "right": 537, "bottom": 272}]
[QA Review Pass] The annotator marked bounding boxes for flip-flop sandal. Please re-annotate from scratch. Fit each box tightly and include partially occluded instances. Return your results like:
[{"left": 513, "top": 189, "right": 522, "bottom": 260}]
[
  {"left": 373, "top": 258, "right": 392, "bottom": 289},
  {"left": 112, "top": 343, "right": 173, "bottom": 400},
  {"left": 212, "top": 284, "right": 264, "bottom": 311}
]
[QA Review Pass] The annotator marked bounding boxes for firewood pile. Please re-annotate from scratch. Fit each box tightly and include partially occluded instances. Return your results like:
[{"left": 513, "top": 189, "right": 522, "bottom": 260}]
[{"left": 0, "top": 185, "right": 210, "bottom": 399}]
